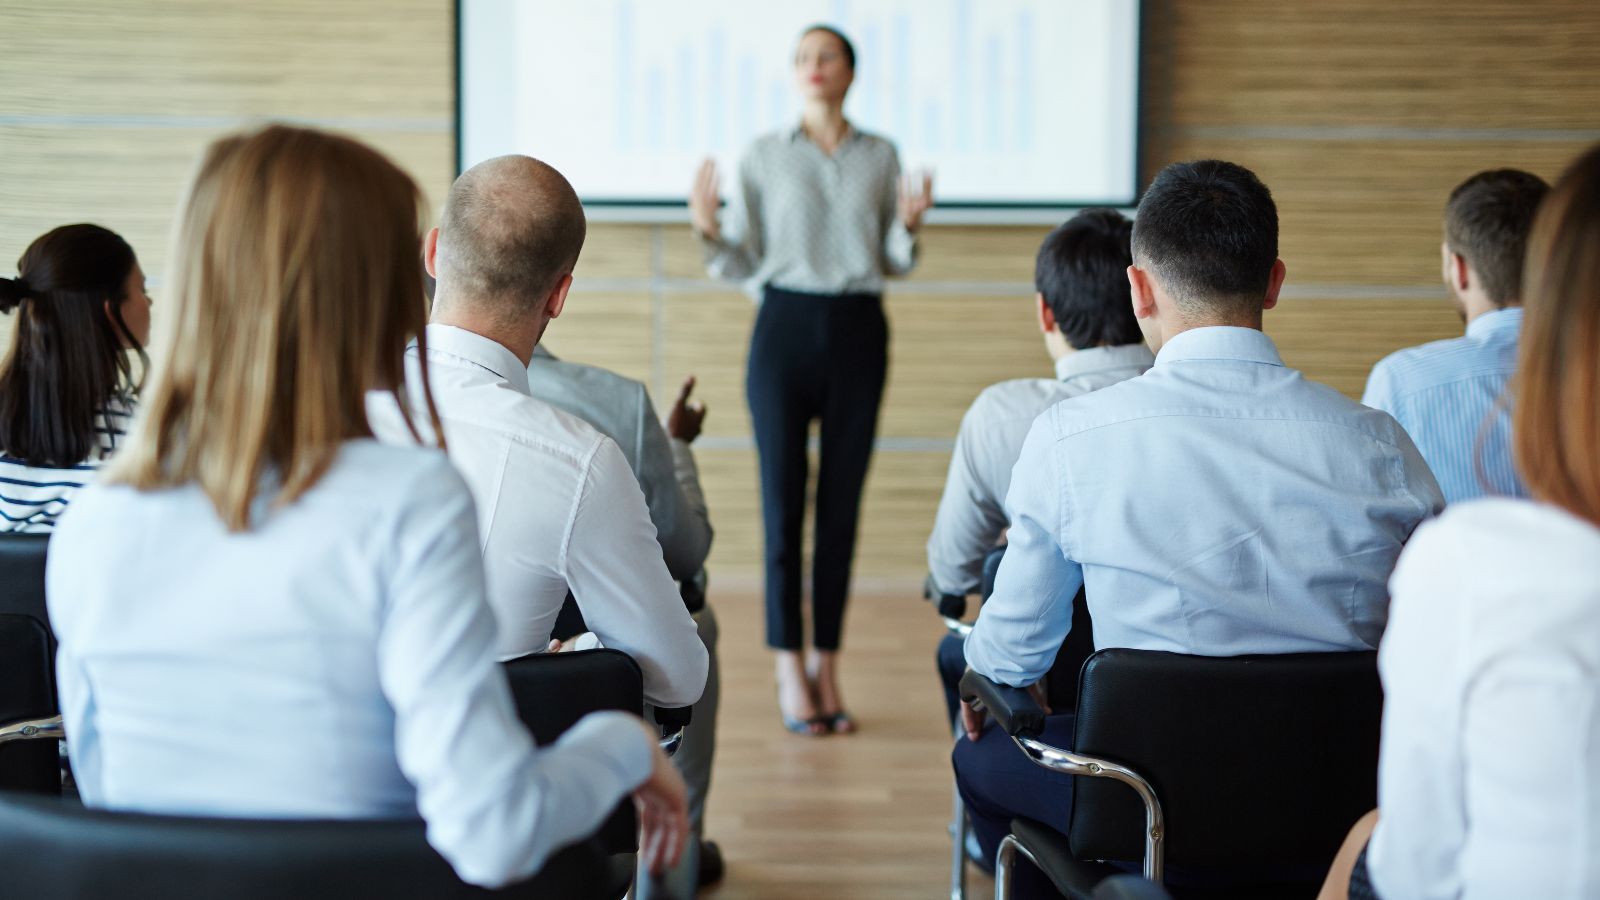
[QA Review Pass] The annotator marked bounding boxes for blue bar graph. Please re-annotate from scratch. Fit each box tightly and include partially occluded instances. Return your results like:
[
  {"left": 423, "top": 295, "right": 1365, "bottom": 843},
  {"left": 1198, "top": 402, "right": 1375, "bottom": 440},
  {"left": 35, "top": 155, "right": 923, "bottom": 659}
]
[
  {"left": 1016, "top": 10, "right": 1034, "bottom": 151},
  {"left": 615, "top": 0, "right": 634, "bottom": 150}
]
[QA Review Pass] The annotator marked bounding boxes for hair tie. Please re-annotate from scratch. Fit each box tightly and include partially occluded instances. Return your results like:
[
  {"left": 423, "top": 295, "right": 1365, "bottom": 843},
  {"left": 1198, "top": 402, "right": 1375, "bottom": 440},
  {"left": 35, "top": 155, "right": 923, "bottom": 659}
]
[{"left": 10, "top": 277, "right": 30, "bottom": 296}]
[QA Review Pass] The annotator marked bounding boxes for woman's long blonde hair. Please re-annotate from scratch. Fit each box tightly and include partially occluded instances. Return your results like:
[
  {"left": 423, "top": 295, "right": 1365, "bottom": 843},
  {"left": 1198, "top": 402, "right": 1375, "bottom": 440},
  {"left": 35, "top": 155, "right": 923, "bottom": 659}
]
[
  {"left": 107, "top": 125, "right": 442, "bottom": 530},
  {"left": 1514, "top": 141, "right": 1600, "bottom": 527}
]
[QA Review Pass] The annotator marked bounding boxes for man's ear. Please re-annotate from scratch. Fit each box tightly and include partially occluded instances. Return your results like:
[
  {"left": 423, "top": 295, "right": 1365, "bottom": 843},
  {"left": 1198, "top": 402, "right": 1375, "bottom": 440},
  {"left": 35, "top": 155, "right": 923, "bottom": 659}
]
[
  {"left": 1262, "top": 258, "right": 1287, "bottom": 312},
  {"left": 1449, "top": 250, "right": 1471, "bottom": 293},
  {"left": 1128, "top": 265, "right": 1158, "bottom": 320},
  {"left": 423, "top": 227, "right": 441, "bottom": 279},
  {"left": 545, "top": 272, "right": 574, "bottom": 320},
  {"left": 1036, "top": 292, "right": 1058, "bottom": 335}
]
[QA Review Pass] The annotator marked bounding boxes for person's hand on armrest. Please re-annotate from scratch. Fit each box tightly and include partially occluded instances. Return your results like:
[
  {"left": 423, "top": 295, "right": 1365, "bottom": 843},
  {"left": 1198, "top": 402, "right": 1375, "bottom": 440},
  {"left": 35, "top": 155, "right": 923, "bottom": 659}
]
[
  {"left": 632, "top": 718, "right": 690, "bottom": 876},
  {"left": 959, "top": 678, "right": 1049, "bottom": 743}
]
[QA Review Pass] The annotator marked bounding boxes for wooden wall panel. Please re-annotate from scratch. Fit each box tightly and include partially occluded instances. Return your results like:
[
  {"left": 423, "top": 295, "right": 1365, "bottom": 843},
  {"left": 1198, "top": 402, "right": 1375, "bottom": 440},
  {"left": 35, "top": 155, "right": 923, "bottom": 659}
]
[
  {"left": 539, "top": 292, "right": 653, "bottom": 386},
  {"left": 1268, "top": 299, "right": 1466, "bottom": 399},
  {"left": 1149, "top": 139, "right": 1587, "bottom": 286},
  {"left": 1155, "top": 0, "right": 1600, "bottom": 129}
]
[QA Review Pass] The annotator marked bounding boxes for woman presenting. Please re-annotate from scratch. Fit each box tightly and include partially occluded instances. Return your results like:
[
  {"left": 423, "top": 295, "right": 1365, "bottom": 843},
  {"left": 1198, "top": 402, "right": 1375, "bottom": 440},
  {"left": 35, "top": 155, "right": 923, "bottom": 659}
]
[{"left": 689, "top": 24, "right": 933, "bottom": 736}]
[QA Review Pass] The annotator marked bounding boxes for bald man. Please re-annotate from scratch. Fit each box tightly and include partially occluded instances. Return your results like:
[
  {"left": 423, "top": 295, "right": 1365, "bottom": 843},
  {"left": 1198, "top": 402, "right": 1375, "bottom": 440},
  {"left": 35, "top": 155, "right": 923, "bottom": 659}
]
[{"left": 367, "top": 156, "right": 707, "bottom": 711}]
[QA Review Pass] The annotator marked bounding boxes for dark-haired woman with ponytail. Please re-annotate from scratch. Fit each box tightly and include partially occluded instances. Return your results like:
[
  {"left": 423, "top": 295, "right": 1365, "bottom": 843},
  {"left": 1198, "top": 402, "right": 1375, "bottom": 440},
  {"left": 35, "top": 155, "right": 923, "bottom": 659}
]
[{"left": 0, "top": 224, "right": 150, "bottom": 532}]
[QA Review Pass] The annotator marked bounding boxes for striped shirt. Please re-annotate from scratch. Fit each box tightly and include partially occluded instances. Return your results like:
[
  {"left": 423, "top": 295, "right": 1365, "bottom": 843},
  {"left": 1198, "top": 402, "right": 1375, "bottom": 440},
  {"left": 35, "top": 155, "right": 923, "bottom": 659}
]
[
  {"left": 1362, "top": 307, "right": 1524, "bottom": 504},
  {"left": 699, "top": 123, "right": 918, "bottom": 297},
  {"left": 0, "top": 395, "right": 134, "bottom": 533}
]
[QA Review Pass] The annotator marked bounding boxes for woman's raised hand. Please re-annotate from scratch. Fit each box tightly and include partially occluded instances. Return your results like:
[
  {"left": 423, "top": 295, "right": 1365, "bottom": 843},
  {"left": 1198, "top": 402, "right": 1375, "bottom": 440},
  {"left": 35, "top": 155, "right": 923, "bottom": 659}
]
[
  {"left": 689, "top": 158, "right": 723, "bottom": 241},
  {"left": 898, "top": 170, "right": 935, "bottom": 233}
]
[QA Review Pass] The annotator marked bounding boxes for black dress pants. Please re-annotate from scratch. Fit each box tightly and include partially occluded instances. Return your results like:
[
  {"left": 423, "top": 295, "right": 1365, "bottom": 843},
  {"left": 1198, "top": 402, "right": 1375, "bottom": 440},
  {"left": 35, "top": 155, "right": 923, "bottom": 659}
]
[{"left": 746, "top": 285, "right": 887, "bottom": 651}]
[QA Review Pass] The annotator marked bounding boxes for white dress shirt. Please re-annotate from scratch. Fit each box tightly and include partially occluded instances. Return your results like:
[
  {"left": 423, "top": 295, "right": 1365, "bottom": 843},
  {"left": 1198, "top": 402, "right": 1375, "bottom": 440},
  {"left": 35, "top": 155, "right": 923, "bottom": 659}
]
[
  {"left": 964, "top": 327, "right": 1444, "bottom": 687},
  {"left": 1369, "top": 499, "right": 1600, "bottom": 900},
  {"left": 367, "top": 325, "right": 707, "bottom": 709},
  {"left": 47, "top": 440, "right": 654, "bottom": 888},
  {"left": 526, "top": 345, "right": 711, "bottom": 582},
  {"left": 926, "top": 344, "right": 1154, "bottom": 595}
]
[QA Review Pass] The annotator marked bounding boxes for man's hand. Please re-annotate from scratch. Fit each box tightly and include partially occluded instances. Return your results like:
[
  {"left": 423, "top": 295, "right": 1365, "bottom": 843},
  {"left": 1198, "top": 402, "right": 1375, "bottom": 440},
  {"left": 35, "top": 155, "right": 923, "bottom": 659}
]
[
  {"left": 689, "top": 159, "right": 722, "bottom": 242},
  {"left": 633, "top": 721, "right": 690, "bottom": 877},
  {"left": 666, "top": 375, "right": 706, "bottom": 443},
  {"left": 960, "top": 680, "right": 1051, "bottom": 744},
  {"left": 960, "top": 699, "right": 988, "bottom": 743}
]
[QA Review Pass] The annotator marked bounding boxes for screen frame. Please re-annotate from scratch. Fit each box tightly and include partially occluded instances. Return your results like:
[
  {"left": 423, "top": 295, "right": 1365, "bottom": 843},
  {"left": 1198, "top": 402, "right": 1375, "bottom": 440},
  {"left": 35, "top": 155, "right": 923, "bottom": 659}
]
[{"left": 453, "top": 1, "right": 1145, "bottom": 223}]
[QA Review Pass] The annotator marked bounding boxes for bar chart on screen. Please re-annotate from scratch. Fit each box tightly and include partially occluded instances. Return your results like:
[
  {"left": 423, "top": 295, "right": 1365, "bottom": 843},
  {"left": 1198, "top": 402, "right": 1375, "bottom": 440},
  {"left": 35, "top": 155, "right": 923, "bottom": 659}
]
[{"left": 461, "top": 0, "right": 1140, "bottom": 211}]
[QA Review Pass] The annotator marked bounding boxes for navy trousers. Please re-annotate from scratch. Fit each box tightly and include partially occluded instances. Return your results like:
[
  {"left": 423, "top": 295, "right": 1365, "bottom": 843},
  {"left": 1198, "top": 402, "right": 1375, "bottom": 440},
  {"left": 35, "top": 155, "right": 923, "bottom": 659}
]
[
  {"left": 746, "top": 285, "right": 887, "bottom": 651},
  {"left": 954, "top": 714, "right": 1080, "bottom": 898}
]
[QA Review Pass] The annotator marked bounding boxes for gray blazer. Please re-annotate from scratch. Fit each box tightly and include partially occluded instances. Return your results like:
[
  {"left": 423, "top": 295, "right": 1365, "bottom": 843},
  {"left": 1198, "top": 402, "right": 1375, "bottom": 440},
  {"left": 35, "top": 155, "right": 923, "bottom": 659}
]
[{"left": 526, "top": 345, "right": 712, "bottom": 580}]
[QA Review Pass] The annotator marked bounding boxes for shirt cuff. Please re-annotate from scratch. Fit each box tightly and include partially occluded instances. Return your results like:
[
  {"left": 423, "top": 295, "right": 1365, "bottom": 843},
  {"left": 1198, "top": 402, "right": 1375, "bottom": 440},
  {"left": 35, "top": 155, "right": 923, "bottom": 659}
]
[
  {"left": 553, "top": 710, "right": 654, "bottom": 792},
  {"left": 886, "top": 219, "right": 919, "bottom": 268}
]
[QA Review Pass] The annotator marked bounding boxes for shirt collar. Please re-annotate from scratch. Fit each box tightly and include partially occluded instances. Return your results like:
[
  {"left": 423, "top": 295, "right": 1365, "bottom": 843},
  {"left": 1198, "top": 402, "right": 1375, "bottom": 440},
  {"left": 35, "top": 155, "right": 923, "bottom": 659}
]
[
  {"left": 1054, "top": 343, "right": 1157, "bottom": 381},
  {"left": 789, "top": 120, "right": 858, "bottom": 146},
  {"left": 421, "top": 324, "right": 531, "bottom": 395},
  {"left": 1466, "top": 306, "right": 1523, "bottom": 341},
  {"left": 1153, "top": 326, "right": 1285, "bottom": 368}
]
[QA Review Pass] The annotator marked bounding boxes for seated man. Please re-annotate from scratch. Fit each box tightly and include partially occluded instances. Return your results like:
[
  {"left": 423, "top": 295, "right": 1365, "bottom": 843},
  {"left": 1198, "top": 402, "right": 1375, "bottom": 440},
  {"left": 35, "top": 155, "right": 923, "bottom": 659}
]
[
  {"left": 1362, "top": 168, "right": 1549, "bottom": 503},
  {"left": 368, "top": 155, "right": 707, "bottom": 710},
  {"left": 954, "top": 160, "right": 1444, "bottom": 894},
  {"left": 926, "top": 209, "right": 1152, "bottom": 726},
  {"left": 526, "top": 352, "right": 723, "bottom": 895}
]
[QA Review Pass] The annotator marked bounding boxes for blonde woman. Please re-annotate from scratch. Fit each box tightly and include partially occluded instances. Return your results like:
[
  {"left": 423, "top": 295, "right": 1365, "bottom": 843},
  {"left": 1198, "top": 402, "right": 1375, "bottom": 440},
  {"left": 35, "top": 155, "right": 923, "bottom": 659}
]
[
  {"left": 44, "top": 125, "right": 686, "bottom": 888},
  {"left": 1321, "top": 142, "right": 1600, "bottom": 899}
]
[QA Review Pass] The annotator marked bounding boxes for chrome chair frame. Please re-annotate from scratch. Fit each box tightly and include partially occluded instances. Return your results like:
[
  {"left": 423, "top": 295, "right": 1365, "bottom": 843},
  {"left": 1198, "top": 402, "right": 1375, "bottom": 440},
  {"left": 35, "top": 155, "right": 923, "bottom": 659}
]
[
  {"left": 991, "top": 735, "right": 1165, "bottom": 899},
  {"left": 0, "top": 714, "right": 63, "bottom": 747},
  {"left": 927, "top": 579, "right": 979, "bottom": 900}
]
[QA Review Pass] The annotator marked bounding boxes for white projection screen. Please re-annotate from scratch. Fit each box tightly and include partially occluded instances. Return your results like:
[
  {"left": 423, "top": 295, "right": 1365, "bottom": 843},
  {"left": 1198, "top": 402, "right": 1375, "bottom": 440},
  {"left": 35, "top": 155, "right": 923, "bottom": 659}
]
[{"left": 459, "top": 0, "right": 1142, "bottom": 222}]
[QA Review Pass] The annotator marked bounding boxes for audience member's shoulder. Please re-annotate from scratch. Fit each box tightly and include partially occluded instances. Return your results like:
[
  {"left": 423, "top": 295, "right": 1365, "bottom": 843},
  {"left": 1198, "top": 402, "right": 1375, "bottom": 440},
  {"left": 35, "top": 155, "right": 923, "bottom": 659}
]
[
  {"left": 332, "top": 439, "right": 466, "bottom": 505},
  {"left": 966, "top": 377, "right": 1073, "bottom": 425},
  {"left": 1370, "top": 334, "right": 1473, "bottom": 385},
  {"left": 530, "top": 353, "right": 646, "bottom": 400},
  {"left": 1429, "top": 497, "right": 1600, "bottom": 558}
]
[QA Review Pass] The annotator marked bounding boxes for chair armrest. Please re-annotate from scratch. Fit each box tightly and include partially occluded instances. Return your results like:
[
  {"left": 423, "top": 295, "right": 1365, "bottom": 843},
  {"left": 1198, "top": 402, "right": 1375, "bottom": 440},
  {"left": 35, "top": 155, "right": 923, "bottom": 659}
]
[
  {"left": 923, "top": 573, "right": 969, "bottom": 620},
  {"left": 652, "top": 705, "right": 692, "bottom": 757},
  {"left": 0, "top": 715, "right": 63, "bottom": 746},
  {"left": 958, "top": 670, "right": 1045, "bottom": 738}
]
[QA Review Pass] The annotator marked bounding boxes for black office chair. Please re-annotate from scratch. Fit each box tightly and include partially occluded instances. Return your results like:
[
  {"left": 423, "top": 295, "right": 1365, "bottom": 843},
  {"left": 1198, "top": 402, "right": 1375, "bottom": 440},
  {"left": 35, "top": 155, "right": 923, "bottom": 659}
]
[
  {"left": 961, "top": 649, "right": 1382, "bottom": 900},
  {"left": 0, "top": 790, "right": 620, "bottom": 900},
  {"left": 927, "top": 545, "right": 1096, "bottom": 900},
  {"left": 0, "top": 534, "right": 61, "bottom": 795}
]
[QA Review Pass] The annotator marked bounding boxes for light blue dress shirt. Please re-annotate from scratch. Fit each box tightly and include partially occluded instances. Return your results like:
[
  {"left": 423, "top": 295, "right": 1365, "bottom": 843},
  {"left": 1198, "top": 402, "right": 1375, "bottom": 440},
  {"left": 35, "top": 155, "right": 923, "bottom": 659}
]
[
  {"left": 1362, "top": 306, "right": 1525, "bottom": 504},
  {"left": 964, "top": 327, "right": 1445, "bottom": 687},
  {"left": 47, "top": 441, "right": 654, "bottom": 888}
]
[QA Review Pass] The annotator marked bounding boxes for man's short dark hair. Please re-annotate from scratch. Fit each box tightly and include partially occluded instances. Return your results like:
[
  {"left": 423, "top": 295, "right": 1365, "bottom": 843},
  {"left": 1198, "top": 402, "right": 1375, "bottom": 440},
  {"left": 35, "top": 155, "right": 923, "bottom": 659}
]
[
  {"left": 438, "top": 155, "right": 586, "bottom": 318},
  {"left": 1130, "top": 160, "right": 1278, "bottom": 316},
  {"left": 1444, "top": 168, "right": 1549, "bottom": 306},
  {"left": 1035, "top": 209, "right": 1141, "bottom": 350}
]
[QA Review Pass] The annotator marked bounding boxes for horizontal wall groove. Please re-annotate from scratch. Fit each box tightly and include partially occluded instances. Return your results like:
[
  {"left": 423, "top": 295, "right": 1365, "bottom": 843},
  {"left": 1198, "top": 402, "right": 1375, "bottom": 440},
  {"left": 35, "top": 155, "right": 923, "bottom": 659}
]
[
  {"left": 1165, "top": 124, "right": 1600, "bottom": 143},
  {"left": 0, "top": 113, "right": 451, "bottom": 133}
]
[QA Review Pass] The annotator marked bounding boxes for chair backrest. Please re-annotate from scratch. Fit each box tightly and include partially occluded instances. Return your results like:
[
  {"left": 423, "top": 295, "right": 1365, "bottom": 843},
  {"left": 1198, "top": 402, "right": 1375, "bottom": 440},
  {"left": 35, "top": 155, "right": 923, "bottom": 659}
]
[
  {"left": 0, "top": 534, "right": 58, "bottom": 794},
  {"left": 501, "top": 648, "right": 644, "bottom": 853},
  {"left": 0, "top": 790, "right": 615, "bottom": 900},
  {"left": 1067, "top": 649, "right": 1381, "bottom": 870}
]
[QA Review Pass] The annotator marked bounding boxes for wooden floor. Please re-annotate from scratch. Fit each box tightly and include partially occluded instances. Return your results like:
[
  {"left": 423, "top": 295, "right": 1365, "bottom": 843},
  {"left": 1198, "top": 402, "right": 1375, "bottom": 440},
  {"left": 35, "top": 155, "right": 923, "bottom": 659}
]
[{"left": 697, "top": 580, "right": 995, "bottom": 899}]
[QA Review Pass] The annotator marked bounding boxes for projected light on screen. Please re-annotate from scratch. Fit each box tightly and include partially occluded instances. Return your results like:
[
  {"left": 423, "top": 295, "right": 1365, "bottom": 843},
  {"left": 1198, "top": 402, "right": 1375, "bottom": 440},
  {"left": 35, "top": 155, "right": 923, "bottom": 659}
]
[{"left": 460, "top": 0, "right": 1141, "bottom": 219}]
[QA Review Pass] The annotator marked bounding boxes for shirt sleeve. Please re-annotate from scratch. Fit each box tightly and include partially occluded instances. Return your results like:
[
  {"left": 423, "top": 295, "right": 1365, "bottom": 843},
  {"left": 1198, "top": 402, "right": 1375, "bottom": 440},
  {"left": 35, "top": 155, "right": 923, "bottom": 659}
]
[
  {"left": 927, "top": 396, "right": 1008, "bottom": 596},
  {"left": 376, "top": 460, "right": 655, "bottom": 889},
  {"left": 1367, "top": 521, "right": 1467, "bottom": 900},
  {"left": 962, "top": 411, "right": 1083, "bottom": 687},
  {"left": 698, "top": 151, "right": 762, "bottom": 282},
  {"left": 879, "top": 148, "right": 919, "bottom": 276},
  {"left": 632, "top": 383, "right": 713, "bottom": 581},
  {"left": 564, "top": 437, "right": 709, "bottom": 708}
]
